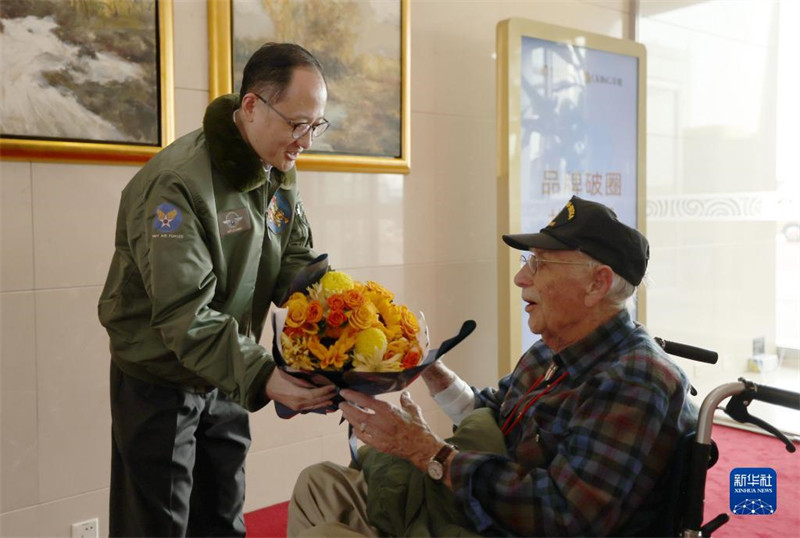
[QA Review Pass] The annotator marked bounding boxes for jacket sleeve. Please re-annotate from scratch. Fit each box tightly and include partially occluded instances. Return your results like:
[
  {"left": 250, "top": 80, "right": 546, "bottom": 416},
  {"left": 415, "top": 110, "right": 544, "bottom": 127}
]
[{"left": 133, "top": 171, "right": 274, "bottom": 411}]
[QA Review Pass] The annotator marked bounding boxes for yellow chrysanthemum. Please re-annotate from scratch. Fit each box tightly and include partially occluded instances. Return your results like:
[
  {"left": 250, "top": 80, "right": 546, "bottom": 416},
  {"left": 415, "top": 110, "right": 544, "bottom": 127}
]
[
  {"left": 320, "top": 271, "right": 355, "bottom": 296},
  {"left": 355, "top": 327, "right": 388, "bottom": 359}
]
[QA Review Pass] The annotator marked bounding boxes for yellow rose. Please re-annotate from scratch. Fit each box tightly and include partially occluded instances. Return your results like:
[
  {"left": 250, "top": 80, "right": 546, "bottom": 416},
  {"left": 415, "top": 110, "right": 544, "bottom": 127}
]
[
  {"left": 285, "top": 295, "right": 309, "bottom": 328},
  {"left": 349, "top": 301, "right": 379, "bottom": 330},
  {"left": 399, "top": 306, "right": 419, "bottom": 339}
]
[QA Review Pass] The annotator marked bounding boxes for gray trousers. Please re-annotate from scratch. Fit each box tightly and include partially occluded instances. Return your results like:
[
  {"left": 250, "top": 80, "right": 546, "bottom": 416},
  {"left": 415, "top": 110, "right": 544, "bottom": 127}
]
[
  {"left": 288, "top": 461, "right": 378, "bottom": 537},
  {"left": 109, "top": 362, "right": 250, "bottom": 537}
]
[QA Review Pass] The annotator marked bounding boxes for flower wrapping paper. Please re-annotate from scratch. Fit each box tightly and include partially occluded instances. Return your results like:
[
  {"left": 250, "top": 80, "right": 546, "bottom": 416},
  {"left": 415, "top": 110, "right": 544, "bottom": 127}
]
[{"left": 270, "top": 254, "right": 476, "bottom": 418}]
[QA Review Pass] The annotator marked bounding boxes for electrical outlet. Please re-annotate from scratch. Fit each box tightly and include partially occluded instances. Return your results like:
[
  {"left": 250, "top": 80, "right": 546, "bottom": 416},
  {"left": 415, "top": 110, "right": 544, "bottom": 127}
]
[{"left": 71, "top": 518, "right": 98, "bottom": 538}]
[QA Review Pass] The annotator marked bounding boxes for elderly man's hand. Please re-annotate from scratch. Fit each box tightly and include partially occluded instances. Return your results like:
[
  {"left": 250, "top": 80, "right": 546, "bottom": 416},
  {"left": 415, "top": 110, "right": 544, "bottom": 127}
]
[{"left": 339, "top": 389, "right": 443, "bottom": 473}]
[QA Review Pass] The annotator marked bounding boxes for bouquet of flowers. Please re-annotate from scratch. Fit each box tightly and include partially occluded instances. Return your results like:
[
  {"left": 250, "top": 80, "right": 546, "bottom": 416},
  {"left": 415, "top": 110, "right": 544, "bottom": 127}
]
[
  {"left": 278, "top": 270, "right": 427, "bottom": 373},
  {"left": 271, "top": 255, "right": 476, "bottom": 417}
]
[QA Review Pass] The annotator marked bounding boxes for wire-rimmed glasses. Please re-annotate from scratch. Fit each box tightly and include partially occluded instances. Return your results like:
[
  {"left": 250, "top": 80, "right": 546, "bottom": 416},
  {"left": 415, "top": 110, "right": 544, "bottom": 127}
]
[
  {"left": 255, "top": 93, "right": 330, "bottom": 139},
  {"left": 519, "top": 252, "right": 594, "bottom": 275}
]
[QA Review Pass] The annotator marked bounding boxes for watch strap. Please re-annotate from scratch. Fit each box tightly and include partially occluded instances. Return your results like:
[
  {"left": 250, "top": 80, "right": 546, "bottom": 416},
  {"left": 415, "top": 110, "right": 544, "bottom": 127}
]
[{"left": 432, "top": 443, "right": 455, "bottom": 464}]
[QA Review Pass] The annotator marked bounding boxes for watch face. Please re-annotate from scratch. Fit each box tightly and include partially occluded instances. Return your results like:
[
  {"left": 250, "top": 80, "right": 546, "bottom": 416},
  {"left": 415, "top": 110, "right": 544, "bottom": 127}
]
[{"left": 427, "top": 460, "right": 444, "bottom": 481}]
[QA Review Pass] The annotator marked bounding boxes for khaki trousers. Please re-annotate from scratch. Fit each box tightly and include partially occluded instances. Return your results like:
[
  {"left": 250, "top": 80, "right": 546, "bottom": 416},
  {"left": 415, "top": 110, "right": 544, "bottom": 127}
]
[{"left": 288, "top": 461, "right": 379, "bottom": 537}]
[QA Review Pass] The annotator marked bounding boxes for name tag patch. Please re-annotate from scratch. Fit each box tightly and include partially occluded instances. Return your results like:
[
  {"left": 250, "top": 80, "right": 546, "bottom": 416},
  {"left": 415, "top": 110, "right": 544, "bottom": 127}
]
[{"left": 218, "top": 207, "right": 252, "bottom": 237}]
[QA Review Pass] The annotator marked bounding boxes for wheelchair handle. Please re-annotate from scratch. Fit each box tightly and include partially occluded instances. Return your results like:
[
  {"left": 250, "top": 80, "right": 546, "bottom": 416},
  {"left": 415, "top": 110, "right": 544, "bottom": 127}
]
[
  {"left": 696, "top": 382, "right": 744, "bottom": 445},
  {"left": 655, "top": 337, "right": 718, "bottom": 364},
  {"left": 696, "top": 379, "right": 799, "bottom": 447},
  {"left": 750, "top": 382, "right": 800, "bottom": 410}
]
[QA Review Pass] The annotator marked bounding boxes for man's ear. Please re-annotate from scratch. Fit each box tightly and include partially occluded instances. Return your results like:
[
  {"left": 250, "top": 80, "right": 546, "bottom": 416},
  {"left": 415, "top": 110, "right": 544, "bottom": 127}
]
[
  {"left": 240, "top": 93, "right": 258, "bottom": 119},
  {"left": 584, "top": 265, "right": 614, "bottom": 307}
]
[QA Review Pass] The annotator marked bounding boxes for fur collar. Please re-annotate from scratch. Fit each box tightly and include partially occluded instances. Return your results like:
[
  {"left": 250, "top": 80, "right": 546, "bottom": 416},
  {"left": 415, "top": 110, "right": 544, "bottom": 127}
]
[{"left": 203, "top": 94, "right": 295, "bottom": 192}]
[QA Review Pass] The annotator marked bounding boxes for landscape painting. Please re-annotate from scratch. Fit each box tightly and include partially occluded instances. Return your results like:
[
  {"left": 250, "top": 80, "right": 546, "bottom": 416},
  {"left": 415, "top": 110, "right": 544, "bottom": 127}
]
[{"left": 0, "top": 0, "right": 173, "bottom": 164}]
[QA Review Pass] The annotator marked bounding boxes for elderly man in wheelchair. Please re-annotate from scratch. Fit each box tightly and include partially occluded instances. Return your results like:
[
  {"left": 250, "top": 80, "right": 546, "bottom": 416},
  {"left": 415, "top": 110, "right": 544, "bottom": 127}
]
[{"left": 288, "top": 196, "right": 699, "bottom": 537}]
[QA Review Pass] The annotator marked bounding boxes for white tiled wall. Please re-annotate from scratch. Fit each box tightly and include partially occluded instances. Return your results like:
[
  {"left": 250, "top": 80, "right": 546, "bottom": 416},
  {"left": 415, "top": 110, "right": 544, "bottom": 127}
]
[{"left": 0, "top": 0, "right": 631, "bottom": 535}]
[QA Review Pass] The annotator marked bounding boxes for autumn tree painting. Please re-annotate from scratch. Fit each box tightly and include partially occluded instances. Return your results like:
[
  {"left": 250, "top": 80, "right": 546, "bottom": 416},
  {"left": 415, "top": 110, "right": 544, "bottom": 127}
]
[{"left": 232, "top": 0, "right": 402, "bottom": 158}]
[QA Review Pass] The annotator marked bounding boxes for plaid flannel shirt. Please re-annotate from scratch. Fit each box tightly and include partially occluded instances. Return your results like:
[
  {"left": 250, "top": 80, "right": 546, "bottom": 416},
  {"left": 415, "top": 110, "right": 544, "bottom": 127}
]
[{"left": 449, "top": 310, "right": 698, "bottom": 536}]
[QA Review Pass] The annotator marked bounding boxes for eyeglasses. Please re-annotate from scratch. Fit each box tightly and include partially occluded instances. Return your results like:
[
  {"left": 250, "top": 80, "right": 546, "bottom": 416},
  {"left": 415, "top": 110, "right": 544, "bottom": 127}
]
[
  {"left": 254, "top": 94, "right": 330, "bottom": 139},
  {"left": 519, "top": 252, "right": 594, "bottom": 275}
]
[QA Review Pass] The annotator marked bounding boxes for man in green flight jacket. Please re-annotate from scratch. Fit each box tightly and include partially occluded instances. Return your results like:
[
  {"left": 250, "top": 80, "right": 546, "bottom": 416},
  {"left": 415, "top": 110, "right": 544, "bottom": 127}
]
[{"left": 98, "top": 43, "right": 336, "bottom": 537}]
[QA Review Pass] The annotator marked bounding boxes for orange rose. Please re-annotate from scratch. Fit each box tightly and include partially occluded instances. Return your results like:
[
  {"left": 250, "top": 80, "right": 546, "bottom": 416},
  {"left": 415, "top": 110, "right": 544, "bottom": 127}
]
[
  {"left": 343, "top": 288, "right": 365, "bottom": 309},
  {"left": 326, "top": 309, "right": 348, "bottom": 328},
  {"left": 401, "top": 345, "right": 422, "bottom": 369},
  {"left": 306, "top": 301, "right": 324, "bottom": 324},
  {"left": 283, "top": 325, "right": 306, "bottom": 338},
  {"left": 327, "top": 293, "right": 346, "bottom": 311}
]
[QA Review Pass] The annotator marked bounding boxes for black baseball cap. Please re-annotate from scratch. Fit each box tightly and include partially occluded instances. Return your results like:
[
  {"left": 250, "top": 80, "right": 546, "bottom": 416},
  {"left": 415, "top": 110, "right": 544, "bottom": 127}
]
[{"left": 502, "top": 196, "right": 649, "bottom": 286}]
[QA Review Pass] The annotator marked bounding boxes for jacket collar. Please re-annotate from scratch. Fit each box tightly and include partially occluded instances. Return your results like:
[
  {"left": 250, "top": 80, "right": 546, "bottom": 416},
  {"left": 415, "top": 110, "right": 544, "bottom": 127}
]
[{"left": 203, "top": 94, "right": 296, "bottom": 192}]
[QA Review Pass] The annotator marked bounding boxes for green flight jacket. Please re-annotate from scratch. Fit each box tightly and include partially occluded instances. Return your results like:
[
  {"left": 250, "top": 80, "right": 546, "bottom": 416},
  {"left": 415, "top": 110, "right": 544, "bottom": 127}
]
[{"left": 98, "top": 94, "right": 316, "bottom": 411}]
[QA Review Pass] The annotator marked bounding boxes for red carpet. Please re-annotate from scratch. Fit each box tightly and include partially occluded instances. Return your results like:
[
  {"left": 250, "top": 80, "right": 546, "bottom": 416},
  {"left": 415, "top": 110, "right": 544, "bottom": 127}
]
[
  {"left": 245, "top": 500, "right": 288, "bottom": 538},
  {"left": 244, "top": 425, "right": 799, "bottom": 537}
]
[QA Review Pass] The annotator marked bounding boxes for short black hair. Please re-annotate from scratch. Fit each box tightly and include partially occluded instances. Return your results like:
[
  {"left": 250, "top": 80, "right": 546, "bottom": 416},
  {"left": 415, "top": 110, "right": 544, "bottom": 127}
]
[{"left": 239, "top": 42, "right": 326, "bottom": 104}]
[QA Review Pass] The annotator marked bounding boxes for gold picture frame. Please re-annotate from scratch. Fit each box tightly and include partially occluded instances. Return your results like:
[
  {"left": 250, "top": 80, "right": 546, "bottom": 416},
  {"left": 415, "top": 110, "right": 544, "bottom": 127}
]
[
  {"left": 0, "top": 0, "right": 175, "bottom": 166},
  {"left": 496, "top": 18, "right": 647, "bottom": 376},
  {"left": 208, "top": 0, "right": 410, "bottom": 174}
]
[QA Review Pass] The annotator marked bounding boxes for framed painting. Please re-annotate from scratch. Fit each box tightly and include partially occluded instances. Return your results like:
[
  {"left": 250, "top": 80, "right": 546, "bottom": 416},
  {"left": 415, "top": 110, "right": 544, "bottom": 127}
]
[
  {"left": 0, "top": 0, "right": 174, "bottom": 165},
  {"left": 496, "top": 18, "right": 647, "bottom": 375},
  {"left": 208, "top": 0, "right": 410, "bottom": 174}
]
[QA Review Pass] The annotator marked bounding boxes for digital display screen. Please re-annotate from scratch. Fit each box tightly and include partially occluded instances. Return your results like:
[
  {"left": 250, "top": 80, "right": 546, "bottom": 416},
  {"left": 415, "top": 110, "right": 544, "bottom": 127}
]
[{"left": 518, "top": 35, "right": 640, "bottom": 351}]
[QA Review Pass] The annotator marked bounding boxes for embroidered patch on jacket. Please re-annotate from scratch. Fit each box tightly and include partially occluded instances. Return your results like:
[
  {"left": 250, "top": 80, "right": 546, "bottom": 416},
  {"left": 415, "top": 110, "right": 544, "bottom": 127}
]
[
  {"left": 267, "top": 191, "right": 292, "bottom": 235},
  {"left": 218, "top": 207, "right": 252, "bottom": 237},
  {"left": 153, "top": 203, "right": 183, "bottom": 236}
]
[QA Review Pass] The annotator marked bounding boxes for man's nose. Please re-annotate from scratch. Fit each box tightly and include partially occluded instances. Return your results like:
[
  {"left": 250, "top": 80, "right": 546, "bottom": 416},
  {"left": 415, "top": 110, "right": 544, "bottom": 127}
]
[
  {"left": 513, "top": 266, "right": 530, "bottom": 288},
  {"left": 296, "top": 129, "right": 313, "bottom": 150}
]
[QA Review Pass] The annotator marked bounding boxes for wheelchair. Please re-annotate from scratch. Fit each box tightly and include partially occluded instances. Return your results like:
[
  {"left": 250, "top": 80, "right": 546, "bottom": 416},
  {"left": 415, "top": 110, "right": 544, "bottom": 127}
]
[{"left": 650, "top": 338, "right": 800, "bottom": 537}]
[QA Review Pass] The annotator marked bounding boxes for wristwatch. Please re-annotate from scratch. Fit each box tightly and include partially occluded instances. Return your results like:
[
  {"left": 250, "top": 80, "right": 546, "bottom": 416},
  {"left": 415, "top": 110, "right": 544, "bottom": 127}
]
[{"left": 426, "top": 443, "right": 455, "bottom": 481}]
